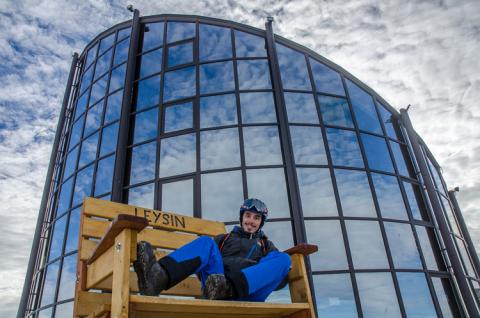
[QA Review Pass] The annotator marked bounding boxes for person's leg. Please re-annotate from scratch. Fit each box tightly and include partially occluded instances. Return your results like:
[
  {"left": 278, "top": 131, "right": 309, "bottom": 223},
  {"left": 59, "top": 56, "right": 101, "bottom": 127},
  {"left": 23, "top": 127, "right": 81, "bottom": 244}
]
[{"left": 234, "top": 251, "right": 291, "bottom": 302}]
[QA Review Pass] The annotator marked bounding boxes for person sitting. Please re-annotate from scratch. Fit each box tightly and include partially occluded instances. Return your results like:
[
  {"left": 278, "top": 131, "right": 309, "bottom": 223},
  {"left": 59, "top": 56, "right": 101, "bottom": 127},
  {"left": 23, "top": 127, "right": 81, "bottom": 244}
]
[{"left": 133, "top": 198, "right": 291, "bottom": 301}]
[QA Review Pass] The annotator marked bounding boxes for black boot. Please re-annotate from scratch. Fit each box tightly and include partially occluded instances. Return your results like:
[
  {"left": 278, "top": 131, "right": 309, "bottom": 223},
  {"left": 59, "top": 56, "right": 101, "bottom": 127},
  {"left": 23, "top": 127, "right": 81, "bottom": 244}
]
[
  {"left": 133, "top": 241, "right": 169, "bottom": 296},
  {"left": 203, "top": 274, "right": 234, "bottom": 300}
]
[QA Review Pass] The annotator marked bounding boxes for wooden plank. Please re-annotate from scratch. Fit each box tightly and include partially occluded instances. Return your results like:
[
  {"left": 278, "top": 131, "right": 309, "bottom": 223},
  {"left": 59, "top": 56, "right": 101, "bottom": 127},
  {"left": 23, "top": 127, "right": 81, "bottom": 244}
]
[
  {"left": 74, "top": 291, "right": 111, "bottom": 317},
  {"left": 88, "top": 214, "right": 148, "bottom": 264},
  {"left": 288, "top": 254, "right": 315, "bottom": 318},
  {"left": 83, "top": 197, "right": 226, "bottom": 236},
  {"left": 284, "top": 244, "right": 318, "bottom": 257},
  {"left": 81, "top": 239, "right": 99, "bottom": 261},
  {"left": 86, "top": 246, "right": 114, "bottom": 289},
  {"left": 135, "top": 312, "right": 305, "bottom": 318}
]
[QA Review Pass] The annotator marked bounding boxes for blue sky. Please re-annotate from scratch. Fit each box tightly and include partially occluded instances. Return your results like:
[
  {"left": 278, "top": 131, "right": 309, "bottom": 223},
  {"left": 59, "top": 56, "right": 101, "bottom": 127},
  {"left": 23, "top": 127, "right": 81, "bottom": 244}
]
[{"left": 1, "top": 0, "right": 479, "bottom": 316}]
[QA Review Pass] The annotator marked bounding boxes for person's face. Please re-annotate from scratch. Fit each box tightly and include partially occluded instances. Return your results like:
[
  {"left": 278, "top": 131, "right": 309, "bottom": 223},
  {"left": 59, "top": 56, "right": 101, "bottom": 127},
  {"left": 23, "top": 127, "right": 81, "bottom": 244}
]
[{"left": 241, "top": 211, "right": 262, "bottom": 234}]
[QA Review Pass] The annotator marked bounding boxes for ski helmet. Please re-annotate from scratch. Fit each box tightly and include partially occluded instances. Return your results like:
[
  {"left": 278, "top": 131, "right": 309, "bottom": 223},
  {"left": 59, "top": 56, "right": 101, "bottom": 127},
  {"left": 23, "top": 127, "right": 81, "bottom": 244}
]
[{"left": 239, "top": 198, "right": 268, "bottom": 228}]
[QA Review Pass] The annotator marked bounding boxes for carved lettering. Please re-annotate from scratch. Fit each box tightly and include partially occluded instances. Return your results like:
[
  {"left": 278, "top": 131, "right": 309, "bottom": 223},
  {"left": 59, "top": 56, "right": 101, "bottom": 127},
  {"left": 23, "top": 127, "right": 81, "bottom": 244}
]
[
  {"left": 175, "top": 215, "right": 186, "bottom": 228},
  {"left": 153, "top": 210, "right": 161, "bottom": 223},
  {"left": 162, "top": 213, "right": 170, "bottom": 225}
]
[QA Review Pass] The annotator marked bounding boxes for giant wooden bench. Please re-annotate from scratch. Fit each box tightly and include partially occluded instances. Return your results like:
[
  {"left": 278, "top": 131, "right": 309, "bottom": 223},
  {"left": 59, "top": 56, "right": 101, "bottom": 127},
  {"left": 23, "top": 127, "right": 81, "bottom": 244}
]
[{"left": 74, "top": 197, "right": 318, "bottom": 318}]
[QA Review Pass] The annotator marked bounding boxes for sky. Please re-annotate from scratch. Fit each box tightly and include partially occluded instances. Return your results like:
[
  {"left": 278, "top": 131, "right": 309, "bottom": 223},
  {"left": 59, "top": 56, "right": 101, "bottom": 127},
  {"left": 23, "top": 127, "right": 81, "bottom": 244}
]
[{"left": 0, "top": 0, "right": 479, "bottom": 316}]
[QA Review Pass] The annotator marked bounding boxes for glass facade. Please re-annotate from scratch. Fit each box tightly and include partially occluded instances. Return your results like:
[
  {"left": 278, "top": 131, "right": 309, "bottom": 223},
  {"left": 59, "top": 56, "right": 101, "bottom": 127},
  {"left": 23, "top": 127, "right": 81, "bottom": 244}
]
[{"left": 22, "top": 15, "right": 476, "bottom": 318}]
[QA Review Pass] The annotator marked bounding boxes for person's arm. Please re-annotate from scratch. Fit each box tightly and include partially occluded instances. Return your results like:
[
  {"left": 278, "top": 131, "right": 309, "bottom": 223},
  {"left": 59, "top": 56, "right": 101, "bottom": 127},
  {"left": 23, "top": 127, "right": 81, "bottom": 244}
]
[{"left": 265, "top": 239, "right": 278, "bottom": 254}]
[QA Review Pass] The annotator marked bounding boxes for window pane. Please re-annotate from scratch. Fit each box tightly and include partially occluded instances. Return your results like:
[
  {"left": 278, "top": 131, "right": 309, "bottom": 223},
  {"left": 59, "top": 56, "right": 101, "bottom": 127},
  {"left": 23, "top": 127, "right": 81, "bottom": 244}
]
[
  {"left": 167, "top": 22, "right": 195, "bottom": 43},
  {"left": 290, "top": 126, "right": 327, "bottom": 165},
  {"left": 128, "top": 183, "right": 155, "bottom": 209},
  {"left": 237, "top": 60, "right": 272, "bottom": 90},
  {"left": 356, "top": 273, "right": 401, "bottom": 318},
  {"left": 48, "top": 215, "right": 67, "bottom": 261},
  {"left": 78, "top": 132, "right": 99, "bottom": 168},
  {"left": 79, "top": 69, "right": 93, "bottom": 99},
  {"left": 345, "top": 79, "right": 382, "bottom": 133},
  {"left": 246, "top": 168, "right": 290, "bottom": 218},
  {"left": 326, "top": 128, "right": 364, "bottom": 168},
  {"left": 390, "top": 141, "right": 413, "bottom": 178},
  {"left": 55, "top": 301, "right": 74, "bottom": 317},
  {"left": 38, "top": 308, "right": 53, "bottom": 318},
  {"left": 73, "top": 164, "right": 94, "bottom": 206},
  {"left": 99, "top": 122, "right": 119, "bottom": 156},
  {"left": 164, "top": 101, "right": 193, "bottom": 133},
  {"left": 202, "top": 170, "right": 243, "bottom": 222},
  {"left": 201, "top": 128, "right": 240, "bottom": 170},
  {"left": 284, "top": 92, "right": 318, "bottom": 124},
  {"left": 306, "top": 220, "right": 348, "bottom": 270},
  {"left": 109, "top": 63, "right": 127, "bottom": 93},
  {"left": 335, "top": 169, "right": 376, "bottom": 217},
  {"left": 94, "top": 155, "right": 115, "bottom": 196},
  {"left": 200, "top": 61, "right": 235, "bottom": 94},
  {"left": 378, "top": 103, "right": 399, "bottom": 139},
  {"left": 104, "top": 90, "right": 123, "bottom": 124},
  {"left": 160, "top": 133, "right": 196, "bottom": 177},
  {"left": 384, "top": 222, "right": 422, "bottom": 269},
  {"left": 432, "top": 277, "right": 457, "bottom": 318},
  {"left": 297, "top": 168, "right": 337, "bottom": 217},
  {"left": 264, "top": 221, "right": 294, "bottom": 251},
  {"left": 276, "top": 44, "right": 311, "bottom": 90},
  {"left": 371, "top": 173, "right": 408, "bottom": 220},
  {"left": 243, "top": 126, "right": 282, "bottom": 166},
  {"left": 168, "top": 42, "right": 193, "bottom": 67},
  {"left": 361, "top": 134, "right": 394, "bottom": 173},
  {"left": 403, "top": 182, "right": 427, "bottom": 220},
  {"left": 142, "top": 22, "right": 164, "bottom": 52},
  {"left": 319, "top": 95, "right": 353, "bottom": 128},
  {"left": 94, "top": 49, "right": 113, "bottom": 80},
  {"left": 63, "top": 146, "right": 79, "bottom": 180},
  {"left": 84, "top": 102, "right": 103, "bottom": 137},
  {"left": 65, "top": 208, "right": 80, "bottom": 253},
  {"left": 313, "top": 274, "right": 357, "bottom": 318},
  {"left": 113, "top": 37, "right": 129, "bottom": 66},
  {"left": 397, "top": 273, "right": 436, "bottom": 318},
  {"left": 133, "top": 108, "right": 158, "bottom": 144},
  {"left": 240, "top": 92, "right": 277, "bottom": 124},
  {"left": 69, "top": 116, "right": 85, "bottom": 150},
  {"left": 199, "top": 24, "right": 232, "bottom": 61},
  {"left": 163, "top": 66, "right": 196, "bottom": 102},
  {"left": 85, "top": 43, "right": 97, "bottom": 68},
  {"left": 415, "top": 226, "right": 440, "bottom": 271},
  {"left": 89, "top": 75, "right": 108, "bottom": 106},
  {"left": 136, "top": 76, "right": 161, "bottom": 110},
  {"left": 139, "top": 48, "right": 163, "bottom": 78},
  {"left": 200, "top": 94, "right": 237, "bottom": 128},
  {"left": 346, "top": 220, "right": 389, "bottom": 269},
  {"left": 162, "top": 179, "right": 193, "bottom": 216},
  {"left": 235, "top": 30, "right": 266, "bottom": 57},
  {"left": 130, "top": 141, "right": 156, "bottom": 185},
  {"left": 457, "top": 238, "right": 477, "bottom": 277},
  {"left": 74, "top": 92, "right": 88, "bottom": 121},
  {"left": 57, "top": 178, "right": 73, "bottom": 215},
  {"left": 40, "top": 261, "right": 60, "bottom": 307},
  {"left": 118, "top": 27, "right": 131, "bottom": 41},
  {"left": 99, "top": 33, "right": 115, "bottom": 55},
  {"left": 310, "top": 58, "right": 345, "bottom": 96},
  {"left": 58, "top": 253, "right": 77, "bottom": 301}
]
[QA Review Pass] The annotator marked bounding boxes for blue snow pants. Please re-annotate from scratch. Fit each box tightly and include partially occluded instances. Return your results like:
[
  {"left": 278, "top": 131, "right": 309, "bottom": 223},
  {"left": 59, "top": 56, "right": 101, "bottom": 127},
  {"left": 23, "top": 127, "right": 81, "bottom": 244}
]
[{"left": 158, "top": 236, "right": 291, "bottom": 301}]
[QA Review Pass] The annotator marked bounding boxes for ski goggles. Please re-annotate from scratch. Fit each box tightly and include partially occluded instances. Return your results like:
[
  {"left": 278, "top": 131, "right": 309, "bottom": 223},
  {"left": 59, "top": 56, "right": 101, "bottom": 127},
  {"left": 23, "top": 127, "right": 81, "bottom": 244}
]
[{"left": 240, "top": 198, "right": 268, "bottom": 215}]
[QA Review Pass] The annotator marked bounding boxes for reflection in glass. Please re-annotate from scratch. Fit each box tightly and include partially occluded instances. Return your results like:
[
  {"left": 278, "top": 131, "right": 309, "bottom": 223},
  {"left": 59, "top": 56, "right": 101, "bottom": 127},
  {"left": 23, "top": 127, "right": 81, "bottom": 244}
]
[
  {"left": 38, "top": 308, "right": 53, "bottom": 318},
  {"left": 201, "top": 128, "right": 240, "bottom": 170},
  {"left": 397, "top": 273, "right": 437, "bottom": 318},
  {"left": 310, "top": 58, "right": 345, "bottom": 96},
  {"left": 94, "top": 49, "right": 113, "bottom": 80},
  {"left": 346, "top": 221, "right": 389, "bottom": 269},
  {"left": 109, "top": 63, "right": 127, "bottom": 93},
  {"left": 85, "top": 43, "right": 97, "bottom": 68},
  {"left": 75, "top": 92, "right": 89, "bottom": 120},
  {"left": 384, "top": 222, "right": 422, "bottom": 269},
  {"left": 378, "top": 103, "right": 398, "bottom": 139},
  {"left": 202, "top": 170, "right": 243, "bottom": 222},
  {"left": 99, "top": 122, "right": 119, "bottom": 156},
  {"left": 361, "top": 134, "right": 394, "bottom": 172},
  {"left": 199, "top": 24, "right": 232, "bottom": 61},
  {"left": 345, "top": 79, "right": 382, "bottom": 134},
  {"left": 200, "top": 94, "right": 237, "bottom": 128},
  {"left": 139, "top": 48, "right": 163, "bottom": 78},
  {"left": 78, "top": 132, "right": 99, "bottom": 168},
  {"left": 162, "top": 179, "right": 193, "bottom": 216},
  {"left": 118, "top": 27, "right": 131, "bottom": 41},
  {"left": 297, "top": 168, "right": 337, "bottom": 217},
  {"left": 160, "top": 133, "right": 196, "bottom": 177},
  {"left": 69, "top": 116, "right": 85, "bottom": 150},
  {"left": 79, "top": 67, "right": 93, "bottom": 96},
  {"left": 403, "top": 182, "right": 427, "bottom": 220},
  {"left": 57, "top": 178, "right": 73, "bottom": 215},
  {"left": 247, "top": 168, "right": 290, "bottom": 218},
  {"left": 237, "top": 60, "right": 272, "bottom": 90},
  {"left": 55, "top": 301, "right": 74, "bottom": 317},
  {"left": 73, "top": 164, "right": 94, "bottom": 207},
  {"left": 63, "top": 146, "right": 79, "bottom": 180},
  {"left": 264, "top": 221, "right": 294, "bottom": 251},
  {"left": 441, "top": 196, "right": 461, "bottom": 235},
  {"left": 306, "top": 220, "right": 348, "bottom": 270},
  {"left": 167, "top": 22, "right": 195, "bottom": 43},
  {"left": 243, "top": 126, "right": 282, "bottom": 166},
  {"left": 284, "top": 93, "right": 318, "bottom": 124},
  {"left": 356, "top": 273, "right": 401, "bottom": 318},
  {"left": 200, "top": 61, "right": 235, "bottom": 94},
  {"left": 84, "top": 102, "right": 103, "bottom": 137},
  {"left": 49, "top": 215, "right": 66, "bottom": 261},
  {"left": 319, "top": 95, "right": 353, "bottom": 128},
  {"left": 276, "top": 44, "right": 311, "bottom": 90},
  {"left": 130, "top": 141, "right": 156, "bottom": 185},
  {"left": 40, "top": 261, "right": 60, "bottom": 307},
  {"left": 313, "top": 274, "right": 357, "bottom": 318},
  {"left": 90, "top": 75, "right": 108, "bottom": 106},
  {"left": 290, "top": 126, "right": 327, "bottom": 165},
  {"left": 142, "top": 22, "right": 164, "bottom": 52},
  {"left": 235, "top": 30, "right": 266, "bottom": 57},
  {"left": 335, "top": 169, "right": 375, "bottom": 217},
  {"left": 128, "top": 183, "right": 155, "bottom": 209},
  {"left": 58, "top": 253, "right": 77, "bottom": 301},
  {"left": 94, "top": 155, "right": 115, "bottom": 196},
  {"left": 432, "top": 277, "right": 456, "bottom": 318},
  {"left": 163, "top": 66, "right": 196, "bottom": 102},
  {"left": 390, "top": 141, "right": 412, "bottom": 178},
  {"left": 326, "top": 128, "right": 364, "bottom": 168},
  {"left": 456, "top": 238, "right": 476, "bottom": 277},
  {"left": 113, "top": 37, "right": 129, "bottom": 66},
  {"left": 415, "top": 226, "right": 440, "bottom": 271},
  {"left": 65, "top": 208, "right": 80, "bottom": 253},
  {"left": 104, "top": 90, "right": 123, "bottom": 124},
  {"left": 240, "top": 92, "right": 276, "bottom": 124},
  {"left": 133, "top": 108, "right": 158, "bottom": 144},
  {"left": 136, "top": 76, "right": 160, "bottom": 110},
  {"left": 164, "top": 101, "right": 193, "bottom": 133},
  {"left": 99, "top": 33, "right": 115, "bottom": 54},
  {"left": 371, "top": 173, "right": 408, "bottom": 220},
  {"left": 168, "top": 42, "right": 193, "bottom": 67}
]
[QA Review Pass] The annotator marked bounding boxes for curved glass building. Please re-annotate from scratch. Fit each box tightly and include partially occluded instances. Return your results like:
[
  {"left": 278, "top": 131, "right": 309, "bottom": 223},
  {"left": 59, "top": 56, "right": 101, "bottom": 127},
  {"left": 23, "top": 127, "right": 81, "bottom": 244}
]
[{"left": 19, "top": 13, "right": 480, "bottom": 318}]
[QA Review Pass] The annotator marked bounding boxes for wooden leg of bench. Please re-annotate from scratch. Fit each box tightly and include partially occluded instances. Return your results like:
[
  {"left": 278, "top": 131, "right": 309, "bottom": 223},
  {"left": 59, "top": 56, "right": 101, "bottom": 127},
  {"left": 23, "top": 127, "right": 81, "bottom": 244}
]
[{"left": 289, "top": 254, "right": 316, "bottom": 318}]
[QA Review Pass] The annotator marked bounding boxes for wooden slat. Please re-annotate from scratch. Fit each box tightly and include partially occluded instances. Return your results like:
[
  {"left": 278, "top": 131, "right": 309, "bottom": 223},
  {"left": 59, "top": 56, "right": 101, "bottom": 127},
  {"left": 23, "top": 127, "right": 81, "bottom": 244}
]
[
  {"left": 86, "top": 246, "right": 114, "bottom": 289},
  {"left": 83, "top": 197, "right": 226, "bottom": 236},
  {"left": 81, "top": 239, "right": 99, "bottom": 261},
  {"left": 284, "top": 244, "right": 318, "bottom": 256},
  {"left": 74, "top": 291, "right": 111, "bottom": 317},
  {"left": 288, "top": 254, "right": 315, "bottom": 318}
]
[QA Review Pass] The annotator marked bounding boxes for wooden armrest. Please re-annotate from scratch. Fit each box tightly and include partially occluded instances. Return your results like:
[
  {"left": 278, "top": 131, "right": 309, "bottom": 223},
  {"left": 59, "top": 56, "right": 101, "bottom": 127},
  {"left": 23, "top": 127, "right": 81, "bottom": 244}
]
[
  {"left": 283, "top": 243, "right": 318, "bottom": 256},
  {"left": 87, "top": 214, "right": 148, "bottom": 265}
]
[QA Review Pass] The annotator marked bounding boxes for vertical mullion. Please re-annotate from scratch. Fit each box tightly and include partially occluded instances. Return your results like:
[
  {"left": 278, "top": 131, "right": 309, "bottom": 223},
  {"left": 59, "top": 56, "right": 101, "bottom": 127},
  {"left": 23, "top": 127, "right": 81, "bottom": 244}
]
[{"left": 194, "top": 19, "right": 201, "bottom": 218}]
